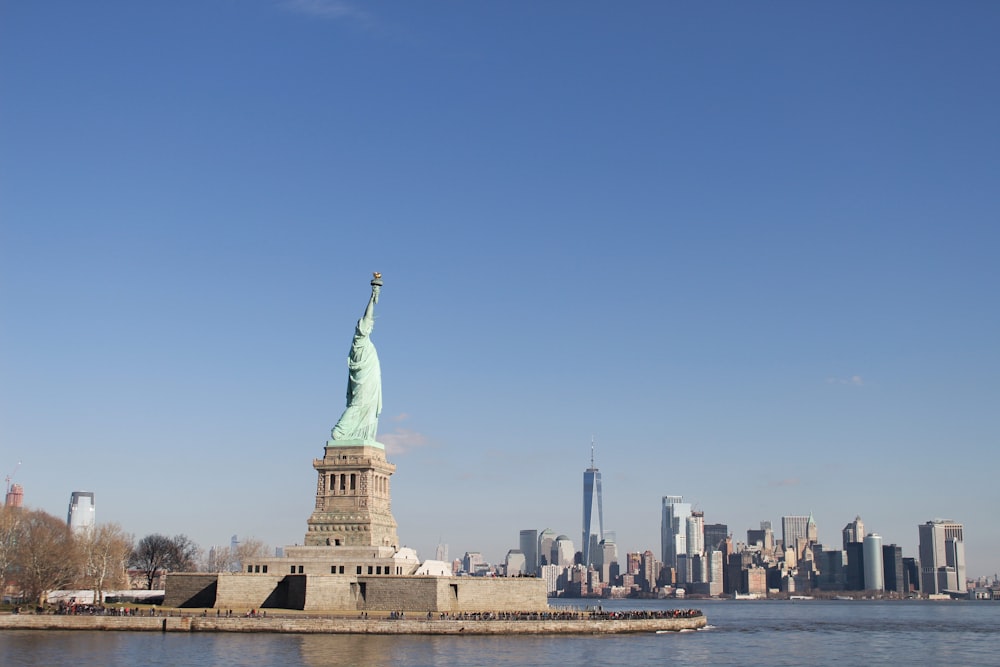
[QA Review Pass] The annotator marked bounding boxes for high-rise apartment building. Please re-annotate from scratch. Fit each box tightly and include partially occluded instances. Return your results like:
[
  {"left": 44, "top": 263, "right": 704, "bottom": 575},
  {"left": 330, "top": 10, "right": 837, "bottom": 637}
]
[
  {"left": 686, "top": 511, "right": 705, "bottom": 558},
  {"left": 5, "top": 483, "right": 23, "bottom": 508},
  {"left": 67, "top": 491, "right": 95, "bottom": 532},
  {"left": 918, "top": 519, "right": 965, "bottom": 595},
  {"left": 519, "top": 529, "right": 538, "bottom": 575},
  {"left": 661, "top": 495, "right": 691, "bottom": 567},
  {"left": 581, "top": 445, "right": 604, "bottom": 568}
]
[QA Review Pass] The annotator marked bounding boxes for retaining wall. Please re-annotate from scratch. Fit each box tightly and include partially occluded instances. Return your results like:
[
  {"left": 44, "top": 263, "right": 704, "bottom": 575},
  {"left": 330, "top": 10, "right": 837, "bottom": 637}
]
[{"left": 0, "top": 613, "right": 706, "bottom": 635}]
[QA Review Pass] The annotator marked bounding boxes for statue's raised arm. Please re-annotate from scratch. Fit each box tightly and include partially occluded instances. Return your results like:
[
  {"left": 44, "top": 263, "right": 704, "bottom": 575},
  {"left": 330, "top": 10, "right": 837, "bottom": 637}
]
[{"left": 330, "top": 273, "right": 384, "bottom": 443}]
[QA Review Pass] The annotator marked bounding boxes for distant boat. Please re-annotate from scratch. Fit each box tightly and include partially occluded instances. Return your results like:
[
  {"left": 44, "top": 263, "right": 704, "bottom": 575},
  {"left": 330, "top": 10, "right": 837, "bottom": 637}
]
[
  {"left": 733, "top": 593, "right": 763, "bottom": 600},
  {"left": 790, "top": 595, "right": 814, "bottom": 600}
]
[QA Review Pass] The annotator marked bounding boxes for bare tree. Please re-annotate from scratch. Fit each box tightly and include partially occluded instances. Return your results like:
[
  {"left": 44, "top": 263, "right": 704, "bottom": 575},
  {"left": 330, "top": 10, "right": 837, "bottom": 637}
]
[
  {"left": 0, "top": 505, "right": 24, "bottom": 596},
  {"left": 202, "top": 537, "right": 270, "bottom": 573},
  {"left": 79, "top": 523, "right": 133, "bottom": 602},
  {"left": 203, "top": 544, "right": 236, "bottom": 573},
  {"left": 130, "top": 533, "right": 201, "bottom": 589},
  {"left": 14, "top": 509, "right": 80, "bottom": 604},
  {"left": 170, "top": 534, "right": 201, "bottom": 572},
  {"left": 234, "top": 537, "right": 270, "bottom": 571}
]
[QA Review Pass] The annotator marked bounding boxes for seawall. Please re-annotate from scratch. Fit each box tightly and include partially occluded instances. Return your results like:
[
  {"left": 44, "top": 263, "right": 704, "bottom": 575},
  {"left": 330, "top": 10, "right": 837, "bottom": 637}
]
[{"left": 0, "top": 613, "right": 706, "bottom": 635}]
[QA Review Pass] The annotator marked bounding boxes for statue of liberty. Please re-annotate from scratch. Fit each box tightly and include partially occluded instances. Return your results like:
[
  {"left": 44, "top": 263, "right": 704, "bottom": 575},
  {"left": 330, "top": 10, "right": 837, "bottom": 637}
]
[{"left": 331, "top": 273, "right": 383, "bottom": 442}]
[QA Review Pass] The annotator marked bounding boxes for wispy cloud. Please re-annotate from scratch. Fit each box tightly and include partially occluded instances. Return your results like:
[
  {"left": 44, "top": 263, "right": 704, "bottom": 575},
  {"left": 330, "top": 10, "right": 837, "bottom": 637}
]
[
  {"left": 279, "top": 0, "right": 371, "bottom": 22},
  {"left": 379, "top": 427, "right": 429, "bottom": 456},
  {"left": 768, "top": 478, "right": 800, "bottom": 488},
  {"left": 826, "top": 375, "right": 864, "bottom": 386}
]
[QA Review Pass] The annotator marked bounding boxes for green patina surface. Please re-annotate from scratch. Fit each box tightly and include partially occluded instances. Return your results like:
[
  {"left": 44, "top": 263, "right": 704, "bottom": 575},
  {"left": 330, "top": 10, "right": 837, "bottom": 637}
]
[{"left": 330, "top": 275, "right": 383, "bottom": 443}]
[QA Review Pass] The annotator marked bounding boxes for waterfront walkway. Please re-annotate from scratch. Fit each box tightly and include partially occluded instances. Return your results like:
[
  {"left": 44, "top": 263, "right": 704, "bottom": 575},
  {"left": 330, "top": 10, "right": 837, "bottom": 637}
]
[{"left": 0, "top": 608, "right": 706, "bottom": 635}]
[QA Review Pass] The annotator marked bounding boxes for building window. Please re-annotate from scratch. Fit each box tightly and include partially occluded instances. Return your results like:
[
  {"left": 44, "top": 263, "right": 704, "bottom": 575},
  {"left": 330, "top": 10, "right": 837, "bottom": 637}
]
[
  {"left": 376, "top": 566, "right": 382, "bottom": 575},
  {"left": 331, "top": 566, "right": 337, "bottom": 574},
  {"left": 340, "top": 566, "right": 345, "bottom": 574},
  {"left": 254, "top": 565, "right": 260, "bottom": 573},
  {"left": 298, "top": 565, "right": 304, "bottom": 574},
  {"left": 248, "top": 565, "right": 253, "bottom": 573},
  {"left": 350, "top": 474, "right": 357, "bottom": 491},
  {"left": 290, "top": 566, "right": 296, "bottom": 574},
  {"left": 357, "top": 566, "right": 362, "bottom": 575},
  {"left": 262, "top": 565, "right": 267, "bottom": 573},
  {"left": 368, "top": 566, "right": 373, "bottom": 575}
]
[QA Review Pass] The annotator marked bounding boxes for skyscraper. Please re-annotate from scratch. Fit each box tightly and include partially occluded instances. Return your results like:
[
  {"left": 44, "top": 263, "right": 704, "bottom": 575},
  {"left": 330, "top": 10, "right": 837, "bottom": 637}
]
[
  {"left": 538, "top": 529, "right": 557, "bottom": 567},
  {"left": 863, "top": 533, "right": 884, "bottom": 591},
  {"left": 918, "top": 519, "right": 965, "bottom": 595},
  {"left": 686, "top": 511, "right": 705, "bottom": 558},
  {"left": 67, "top": 491, "right": 95, "bottom": 532},
  {"left": 553, "top": 535, "right": 575, "bottom": 568},
  {"left": 704, "top": 523, "right": 728, "bottom": 552},
  {"left": 661, "top": 495, "right": 691, "bottom": 567},
  {"left": 581, "top": 443, "right": 604, "bottom": 568},
  {"left": 883, "top": 544, "right": 905, "bottom": 595},
  {"left": 519, "top": 529, "right": 538, "bottom": 575},
  {"left": 781, "top": 515, "right": 810, "bottom": 552},
  {"left": 4, "top": 483, "right": 23, "bottom": 508},
  {"left": 843, "top": 515, "right": 865, "bottom": 550}
]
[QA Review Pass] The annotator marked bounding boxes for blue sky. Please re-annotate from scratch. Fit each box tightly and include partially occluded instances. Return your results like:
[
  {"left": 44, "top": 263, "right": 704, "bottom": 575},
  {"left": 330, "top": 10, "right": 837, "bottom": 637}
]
[{"left": 2, "top": 1, "right": 998, "bottom": 577}]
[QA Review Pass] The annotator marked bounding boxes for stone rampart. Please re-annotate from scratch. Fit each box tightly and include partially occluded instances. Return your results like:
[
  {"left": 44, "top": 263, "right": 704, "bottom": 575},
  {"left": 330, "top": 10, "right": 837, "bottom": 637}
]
[
  {"left": 214, "top": 573, "right": 299, "bottom": 609},
  {"left": 163, "top": 573, "right": 218, "bottom": 608},
  {"left": 164, "top": 572, "right": 549, "bottom": 613}
]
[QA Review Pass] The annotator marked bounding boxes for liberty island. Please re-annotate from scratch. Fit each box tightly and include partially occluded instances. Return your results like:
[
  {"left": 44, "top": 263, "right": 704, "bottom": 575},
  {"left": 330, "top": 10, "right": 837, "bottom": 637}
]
[{"left": 17, "top": 273, "right": 700, "bottom": 633}]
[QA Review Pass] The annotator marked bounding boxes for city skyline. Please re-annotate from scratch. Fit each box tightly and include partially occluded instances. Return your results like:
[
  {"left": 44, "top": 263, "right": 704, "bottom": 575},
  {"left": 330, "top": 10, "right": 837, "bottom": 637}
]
[{"left": 3, "top": 3, "right": 998, "bottom": 577}]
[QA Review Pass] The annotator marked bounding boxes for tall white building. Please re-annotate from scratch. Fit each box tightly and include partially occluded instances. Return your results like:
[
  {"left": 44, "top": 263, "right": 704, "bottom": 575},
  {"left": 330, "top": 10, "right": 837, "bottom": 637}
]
[
  {"left": 553, "top": 535, "right": 575, "bottom": 568},
  {"left": 863, "top": 533, "right": 885, "bottom": 591},
  {"left": 67, "top": 491, "right": 95, "bottom": 532},
  {"left": 843, "top": 515, "right": 865, "bottom": 549},
  {"left": 918, "top": 519, "right": 965, "bottom": 595},
  {"left": 538, "top": 529, "right": 557, "bottom": 567},
  {"left": 661, "top": 495, "right": 691, "bottom": 568},
  {"left": 504, "top": 549, "right": 526, "bottom": 576},
  {"left": 707, "top": 549, "right": 724, "bottom": 596},
  {"left": 686, "top": 512, "right": 705, "bottom": 558}
]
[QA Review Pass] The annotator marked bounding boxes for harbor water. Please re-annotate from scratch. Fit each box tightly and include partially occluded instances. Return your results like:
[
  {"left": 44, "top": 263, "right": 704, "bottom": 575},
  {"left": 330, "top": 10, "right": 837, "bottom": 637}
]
[{"left": 2, "top": 598, "right": 997, "bottom": 666}]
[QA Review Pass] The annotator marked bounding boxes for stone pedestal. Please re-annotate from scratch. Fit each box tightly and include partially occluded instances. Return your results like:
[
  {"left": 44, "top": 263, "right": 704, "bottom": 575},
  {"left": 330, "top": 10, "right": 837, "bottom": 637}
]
[{"left": 305, "top": 440, "right": 399, "bottom": 549}]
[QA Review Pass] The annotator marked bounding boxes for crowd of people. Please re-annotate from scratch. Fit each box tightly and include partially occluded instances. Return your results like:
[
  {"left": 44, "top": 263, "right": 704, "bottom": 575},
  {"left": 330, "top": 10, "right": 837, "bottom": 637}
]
[
  {"left": 44, "top": 604, "right": 702, "bottom": 622},
  {"left": 421, "top": 609, "right": 702, "bottom": 621},
  {"left": 54, "top": 603, "right": 153, "bottom": 616}
]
